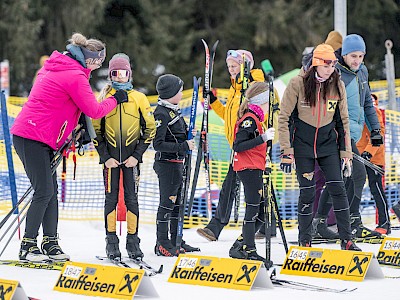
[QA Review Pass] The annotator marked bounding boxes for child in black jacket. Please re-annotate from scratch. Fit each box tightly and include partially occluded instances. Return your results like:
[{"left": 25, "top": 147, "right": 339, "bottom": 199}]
[{"left": 153, "top": 74, "right": 200, "bottom": 256}]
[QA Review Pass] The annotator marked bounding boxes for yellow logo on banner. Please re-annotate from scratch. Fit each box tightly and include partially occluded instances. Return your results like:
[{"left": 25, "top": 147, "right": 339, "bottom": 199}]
[
  {"left": 281, "top": 246, "right": 378, "bottom": 281},
  {"left": 168, "top": 254, "right": 271, "bottom": 290},
  {"left": 377, "top": 237, "right": 400, "bottom": 267},
  {"left": 0, "top": 278, "right": 28, "bottom": 300},
  {"left": 54, "top": 261, "right": 146, "bottom": 299}
]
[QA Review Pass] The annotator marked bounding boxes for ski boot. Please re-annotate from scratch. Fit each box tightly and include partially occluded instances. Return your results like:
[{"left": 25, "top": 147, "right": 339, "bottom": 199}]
[
  {"left": 229, "top": 245, "right": 266, "bottom": 263},
  {"left": 196, "top": 227, "right": 217, "bottom": 241},
  {"left": 41, "top": 235, "right": 70, "bottom": 261},
  {"left": 350, "top": 215, "right": 381, "bottom": 238},
  {"left": 341, "top": 240, "right": 361, "bottom": 251},
  {"left": 19, "top": 237, "right": 49, "bottom": 262},
  {"left": 375, "top": 222, "right": 391, "bottom": 235},
  {"left": 180, "top": 240, "right": 200, "bottom": 252},
  {"left": 392, "top": 202, "right": 400, "bottom": 221},
  {"left": 154, "top": 240, "right": 179, "bottom": 257},
  {"left": 105, "top": 234, "right": 121, "bottom": 260},
  {"left": 312, "top": 217, "right": 339, "bottom": 239},
  {"left": 126, "top": 234, "right": 144, "bottom": 259},
  {"left": 228, "top": 235, "right": 244, "bottom": 258},
  {"left": 299, "top": 240, "right": 312, "bottom": 247}
]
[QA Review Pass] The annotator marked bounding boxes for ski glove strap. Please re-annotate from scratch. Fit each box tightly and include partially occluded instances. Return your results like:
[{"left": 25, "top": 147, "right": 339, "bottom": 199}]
[
  {"left": 280, "top": 154, "right": 294, "bottom": 174},
  {"left": 370, "top": 129, "right": 383, "bottom": 147},
  {"left": 341, "top": 157, "right": 352, "bottom": 177}
]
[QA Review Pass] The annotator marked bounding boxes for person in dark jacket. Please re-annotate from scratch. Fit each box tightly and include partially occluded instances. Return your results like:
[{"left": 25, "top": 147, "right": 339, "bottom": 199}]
[
  {"left": 93, "top": 53, "right": 156, "bottom": 260},
  {"left": 279, "top": 44, "right": 360, "bottom": 251},
  {"left": 227, "top": 82, "right": 275, "bottom": 262},
  {"left": 316, "top": 34, "right": 384, "bottom": 239},
  {"left": 153, "top": 74, "right": 200, "bottom": 256}
]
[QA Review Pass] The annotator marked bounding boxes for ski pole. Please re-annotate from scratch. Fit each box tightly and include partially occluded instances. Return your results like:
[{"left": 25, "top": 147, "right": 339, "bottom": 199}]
[{"left": 352, "top": 152, "right": 384, "bottom": 176}]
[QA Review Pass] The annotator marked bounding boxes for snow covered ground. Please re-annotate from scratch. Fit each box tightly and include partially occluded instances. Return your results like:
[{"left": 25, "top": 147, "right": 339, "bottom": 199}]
[{"left": 0, "top": 219, "right": 399, "bottom": 300}]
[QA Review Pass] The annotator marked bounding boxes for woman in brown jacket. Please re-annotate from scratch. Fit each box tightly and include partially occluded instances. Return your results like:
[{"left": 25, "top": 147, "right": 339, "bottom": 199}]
[{"left": 279, "top": 44, "right": 360, "bottom": 251}]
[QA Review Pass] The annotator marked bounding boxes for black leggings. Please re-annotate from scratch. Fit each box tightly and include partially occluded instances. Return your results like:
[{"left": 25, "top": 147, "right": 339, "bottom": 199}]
[
  {"left": 13, "top": 135, "right": 59, "bottom": 239},
  {"left": 295, "top": 154, "right": 351, "bottom": 242},
  {"left": 237, "top": 169, "right": 265, "bottom": 248},
  {"left": 366, "top": 166, "right": 390, "bottom": 226},
  {"left": 103, "top": 165, "right": 140, "bottom": 235}
]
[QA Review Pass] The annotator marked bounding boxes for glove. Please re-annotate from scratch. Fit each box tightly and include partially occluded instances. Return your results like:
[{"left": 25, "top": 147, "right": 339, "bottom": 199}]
[
  {"left": 261, "top": 128, "right": 275, "bottom": 142},
  {"left": 113, "top": 89, "right": 128, "bottom": 105},
  {"left": 280, "top": 154, "right": 294, "bottom": 174},
  {"left": 207, "top": 91, "right": 217, "bottom": 104},
  {"left": 341, "top": 157, "right": 352, "bottom": 177},
  {"left": 361, "top": 151, "right": 372, "bottom": 161},
  {"left": 370, "top": 129, "right": 383, "bottom": 147}
]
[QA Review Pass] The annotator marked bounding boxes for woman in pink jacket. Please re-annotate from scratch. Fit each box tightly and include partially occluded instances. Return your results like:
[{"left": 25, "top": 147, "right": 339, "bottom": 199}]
[{"left": 11, "top": 33, "right": 128, "bottom": 262}]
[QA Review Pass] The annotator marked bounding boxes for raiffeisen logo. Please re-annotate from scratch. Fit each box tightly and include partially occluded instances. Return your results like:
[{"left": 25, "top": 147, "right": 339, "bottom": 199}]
[
  {"left": 170, "top": 266, "right": 233, "bottom": 283},
  {"left": 283, "top": 258, "right": 346, "bottom": 275},
  {"left": 56, "top": 275, "right": 116, "bottom": 293}
]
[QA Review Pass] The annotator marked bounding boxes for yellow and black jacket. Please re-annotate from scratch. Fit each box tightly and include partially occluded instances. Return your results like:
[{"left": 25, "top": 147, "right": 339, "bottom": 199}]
[
  {"left": 210, "top": 69, "right": 280, "bottom": 147},
  {"left": 92, "top": 88, "right": 156, "bottom": 164}
]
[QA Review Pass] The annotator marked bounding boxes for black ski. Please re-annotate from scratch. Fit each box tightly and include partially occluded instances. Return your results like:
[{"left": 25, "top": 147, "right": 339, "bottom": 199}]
[
  {"left": 95, "top": 256, "right": 162, "bottom": 276},
  {"left": 288, "top": 236, "right": 384, "bottom": 245},
  {"left": 352, "top": 152, "right": 385, "bottom": 176},
  {"left": 270, "top": 269, "right": 356, "bottom": 293},
  {"left": 187, "top": 40, "right": 218, "bottom": 219}
]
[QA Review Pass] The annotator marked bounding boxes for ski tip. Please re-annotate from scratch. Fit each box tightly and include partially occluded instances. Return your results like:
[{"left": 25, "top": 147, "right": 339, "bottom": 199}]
[{"left": 158, "top": 264, "right": 164, "bottom": 274}]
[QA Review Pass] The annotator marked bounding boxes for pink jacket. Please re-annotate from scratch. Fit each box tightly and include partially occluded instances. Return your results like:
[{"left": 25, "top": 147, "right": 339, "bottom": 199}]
[{"left": 11, "top": 51, "right": 117, "bottom": 150}]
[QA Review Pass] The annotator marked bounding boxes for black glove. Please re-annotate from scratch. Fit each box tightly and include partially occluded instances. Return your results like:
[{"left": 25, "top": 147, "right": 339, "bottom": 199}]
[
  {"left": 280, "top": 154, "right": 294, "bottom": 174},
  {"left": 370, "top": 129, "right": 383, "bottom": 147},
  {"left": 361, "top": 151, "right": 372, "bottom": 161},
  {"left": 113, "top": 89, "right": 128, "bottom": 105},
  {"left": 207, "top": 91, "right": 217, "bottom": 104}
]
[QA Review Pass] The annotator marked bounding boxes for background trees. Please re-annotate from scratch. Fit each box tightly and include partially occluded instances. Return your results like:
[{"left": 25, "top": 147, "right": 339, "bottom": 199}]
[{"left": 1, "top": 0, "right": 399, "bottom": 96}]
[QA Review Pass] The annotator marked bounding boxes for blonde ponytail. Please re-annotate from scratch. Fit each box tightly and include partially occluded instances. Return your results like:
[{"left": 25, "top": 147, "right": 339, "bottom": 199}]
[
  {"left": 98, "top": 83, "right": 113, "bottom": 102},
  {"left": 68, "top": 32, "right": 105, "bottom": 52}
]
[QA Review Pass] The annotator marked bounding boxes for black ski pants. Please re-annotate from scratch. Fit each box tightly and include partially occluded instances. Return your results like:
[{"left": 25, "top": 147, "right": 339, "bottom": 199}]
[
  {"left": 237, "top": 169, "right": 265, "bottom": 248},
  {"left": 205, "top": 164, "right": 238, "bottom": 239},
  {"left": 366, "top": 166, "right": 390, "bottom": 226},
  {"left": 103, "top": 165, "right": 140, "bottom": 235},
  {"left": 13, "top": 135, "right": 59, "bottom": 239},
  {"left": 317, "top": 140, "right": 366, "bottom": 221},
  {"left": 295, "top": 154, "right": 352, "bottom": 243},
  {"left": 153, "top": 160, "right": 183, "bottom": 241}
]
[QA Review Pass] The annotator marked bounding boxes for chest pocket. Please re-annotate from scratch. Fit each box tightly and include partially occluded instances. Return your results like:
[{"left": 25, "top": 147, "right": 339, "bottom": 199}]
[{"left": 327, "top": 99, "right": 338, "bottom": 112}]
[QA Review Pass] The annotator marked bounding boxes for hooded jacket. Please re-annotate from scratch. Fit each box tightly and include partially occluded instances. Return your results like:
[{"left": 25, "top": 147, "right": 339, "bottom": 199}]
[
  {"left": 210, "top": 69, "right": 279, "bottom": 146},
  {"left": 92, "top": 88, "right": 156, "bottom": 164},
  {"left": 336, "top": 58, "right": 379, "bottom": 142},
  {"left": 11, "top": 51, "right": 117, "bottom": 150},
  {"left": 279, "top": 74, "right": 352, "bottom": 159}
]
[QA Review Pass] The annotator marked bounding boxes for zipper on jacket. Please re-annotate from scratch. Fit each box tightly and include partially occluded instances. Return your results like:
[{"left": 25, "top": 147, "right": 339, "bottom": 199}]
[{"left": 313, "top": 83, "right": 322, "bottom": 158}]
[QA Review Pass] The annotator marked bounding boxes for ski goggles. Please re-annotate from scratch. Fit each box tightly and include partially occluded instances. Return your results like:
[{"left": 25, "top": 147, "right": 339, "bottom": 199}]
[
  {"left": 227, "top": 50, "right": 240, "bottom": 58},
  {"left": 314, "top": 57, "right": 338, "bottom": 66},
  {"left": 110, "top": 70, "right": 130, "bottom": 78}
]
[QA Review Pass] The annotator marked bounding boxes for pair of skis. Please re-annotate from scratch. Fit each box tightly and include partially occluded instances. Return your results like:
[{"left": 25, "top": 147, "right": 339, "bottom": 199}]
[
  {"left": 186, "top": 40, "right": 219, "bottom": 219},
  {"left": 96, "top": 256, "right": 163, "bottom": 276}
]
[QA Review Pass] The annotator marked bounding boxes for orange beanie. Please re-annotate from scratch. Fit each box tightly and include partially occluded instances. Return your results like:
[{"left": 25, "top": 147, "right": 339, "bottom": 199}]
[{"left": 312, "top": 44, "right": 337, "bottom": 67}]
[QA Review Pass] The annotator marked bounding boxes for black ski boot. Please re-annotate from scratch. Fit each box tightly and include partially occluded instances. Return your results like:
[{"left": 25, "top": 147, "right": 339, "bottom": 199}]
[
  {"left": 375, "top": 222, "right": 391, "bottom": 235},
  {"left": 105, "top": 234, "right": 121, "bottom": 260},
  {"left": 180, "top": 240, "right": 200, "bottom": 252},
  {"left": 41, "top": 235, "right": 70, "bottom": 261},
  {"left": 299, "top": 240, "right": 312, "bottom": 247},
  {"left": 228, "top": 235, "right": 244, "bottom": 257},
  {"left": 229, "top": 245, "right": 266, "bottom": 263},
  {"left": 350, "top": 215, "right": 381, "bottom": 238},
  {"left": 341, "top": 240, "right": 362, "bottom": 251},
  {"left": 312, "top": 217, "right": 339, "bottom": 239},
  {"left": 154, "top": 240, "right": 179, "bottom": 257},
  {"left": 126, "top": 234, "right": 144, "bottom": 259},
  {"left": 19, "top": 237, "right": 48, "bottom": 262},
  {"left": 392, "top": 202, "right": 400, "bottom": 221}
]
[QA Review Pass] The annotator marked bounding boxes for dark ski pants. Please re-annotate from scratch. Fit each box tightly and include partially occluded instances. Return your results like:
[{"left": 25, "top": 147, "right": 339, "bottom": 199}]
[
  {"left": 366, "top": 166, "right": 390, "bottom": 226},
  {"left": 205, "top": 164, "right": 238, "bottom": 239},
  {"left": 153, "top": 161, "right": 183, "bottom": 241},
  {"left": 237, "top": 169, "right": 265, "bottom": 248},
  {"left": 318, "top": 140, "right": 366, "bottom": 222},
  {"left": 103, "top": 165, "right": 140, "bottom": 235},
  {"left": 13, "top": 135, "right": 58, "bottom": 239},
  {"left": 295, "top": 154, "right": 352, "bottom": 243}
]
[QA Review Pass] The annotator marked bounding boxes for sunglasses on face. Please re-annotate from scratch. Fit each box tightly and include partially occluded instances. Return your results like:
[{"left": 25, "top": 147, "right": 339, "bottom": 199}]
[
  {"left": 110, "top": 70, "right": 130, "bottom": 78},
  {"left": 227, "top": 50, "right": 240, "bottom": 58},
  {"left": 315, "top": 57, "right": 338, "bottom": 66}
]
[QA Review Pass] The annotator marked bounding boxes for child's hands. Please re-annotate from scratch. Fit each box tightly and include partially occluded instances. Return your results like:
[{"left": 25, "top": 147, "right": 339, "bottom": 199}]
[
  {"left": 105, "top": 158, "right": 120, "bottom": 168},
  {"left": 124, "top": 156, "right": 138, "bottom": 168}
]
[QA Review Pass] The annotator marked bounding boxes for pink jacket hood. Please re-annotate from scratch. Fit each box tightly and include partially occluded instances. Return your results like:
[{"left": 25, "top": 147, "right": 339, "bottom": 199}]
[{"left": 11, "top": 51, "right": 117, "bottom": 150}]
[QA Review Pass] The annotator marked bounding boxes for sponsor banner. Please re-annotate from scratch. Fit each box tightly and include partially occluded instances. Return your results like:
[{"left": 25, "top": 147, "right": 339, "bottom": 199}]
[
  {"left": 377, "top": 237, "right": 400, "bottom": 268},
  {"left": 168, "top": 254, "right": 272, "bottom": 290},
  {"left": 54, "top": 261, "right": 158, "bottom": 299},
  {"left": 0, "top": 278, "right": 28, "bottom": 300},
  {"left": 281, "top": 246, "right": 384, "bottom": 281}
]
